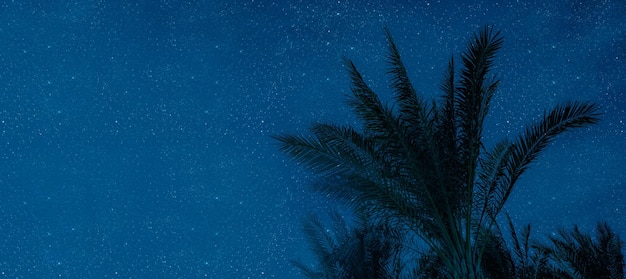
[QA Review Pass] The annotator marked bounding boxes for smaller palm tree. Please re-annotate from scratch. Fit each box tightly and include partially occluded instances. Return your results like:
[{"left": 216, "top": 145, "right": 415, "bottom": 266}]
[
  {"left": 479, "top": 214, "right": 554, "bottom": 278},
  {"left": 535, "top": 222, "right": 625, "bottom": 279},
  {"left": 290, "top": 209, "right": 405, "bottom": 279}
]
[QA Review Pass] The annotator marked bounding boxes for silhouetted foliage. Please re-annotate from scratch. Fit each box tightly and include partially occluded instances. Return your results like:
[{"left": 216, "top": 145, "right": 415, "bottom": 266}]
[
  {"left": 535, "top": 222, "right": 625, "bottom": 279},
  {"left": 275, "top": 26, "right": 609, "bottom": 278},
  {"left": 290, "top": 209, "right": 405, "bottom": 279}
]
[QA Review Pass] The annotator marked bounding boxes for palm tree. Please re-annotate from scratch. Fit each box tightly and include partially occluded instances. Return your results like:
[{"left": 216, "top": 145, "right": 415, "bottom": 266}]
[
  {"left": 290, "top": 209, "right": 405, "bottom": 279},
  {"left": 534, "top": 222, "right": 625, "bottom": 279},
  {"left": 274, "top": 26, "right": 601, "bottom": 278},
  {"left": 478, "top": 214, "right": 554, "bottom": 278}
]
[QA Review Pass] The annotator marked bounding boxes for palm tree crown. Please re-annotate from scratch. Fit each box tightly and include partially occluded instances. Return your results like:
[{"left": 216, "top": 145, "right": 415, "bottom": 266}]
[{"left": 274, "top": 26, "right": 602, "bottom": 278}]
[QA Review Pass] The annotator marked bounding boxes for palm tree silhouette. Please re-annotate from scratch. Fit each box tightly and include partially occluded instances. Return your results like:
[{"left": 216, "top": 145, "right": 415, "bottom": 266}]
[
  {"left": 535, "top": 222, "right": 625, "bottom": 279},
  {"left": 477, "top": 214, "right": 552, "bottom": 278},
  {"left": 290, "top": 209, "right": 405, "bottom": 278},
  {"left": 274, "top": 26, "right": 602, "bottom": 278}
]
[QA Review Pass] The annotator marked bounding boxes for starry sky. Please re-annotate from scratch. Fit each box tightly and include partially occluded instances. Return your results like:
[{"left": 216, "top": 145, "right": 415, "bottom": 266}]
[{"left": 0, "top": 0, "right": 624, "bottom": 278}]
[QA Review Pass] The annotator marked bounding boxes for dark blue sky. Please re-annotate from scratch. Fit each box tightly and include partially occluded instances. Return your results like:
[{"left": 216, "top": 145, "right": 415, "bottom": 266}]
[{"left": 0, "top": 0, "right": 624, "bottom": 277}]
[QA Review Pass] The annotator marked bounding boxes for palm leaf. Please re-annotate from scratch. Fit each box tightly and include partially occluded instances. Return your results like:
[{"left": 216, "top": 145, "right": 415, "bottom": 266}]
[
  {"left": 303, "top": 214, "right": 338, "bottom": 268},
  {"left": 384, "top": 26, "right": 431, "bottom": 142},
  {"left": 436, "top": 57, "right": 459, "bottom": 165},
  {"left": 456, "top": 26, "right": 503, "bottom": 186},
  {"left": 506, "top": 214, "right": 524, "bottom": 263},
  {"left": 272, "top": 133, "right": 350, "bottom": 176},
  {"left": 474, "top": 138, "right": 512, "bottom": 225},
  {"left": 504, "top": 213, "right": 544, "bottom": 279},
  {"left": 493, "top": 101, "right": 602, "bottom": 217},
  {"left": 310, "top": 123, "right": 379, "bottom": 177},
  {"left": 345, "top": 59, "right": 397, "bottom": 140}
]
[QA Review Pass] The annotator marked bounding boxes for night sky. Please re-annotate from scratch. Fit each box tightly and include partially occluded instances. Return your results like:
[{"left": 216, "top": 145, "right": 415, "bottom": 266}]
[{"left": 0, "top": 0, "right": 624, "bottom": 278}]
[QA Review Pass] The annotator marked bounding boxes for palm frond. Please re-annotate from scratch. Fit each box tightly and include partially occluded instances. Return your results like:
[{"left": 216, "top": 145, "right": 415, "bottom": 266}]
[
  {"left": 272, "top": 122, "right": 383, "bottom": 179},
  {"left": 310, "top": 123, "right": 378, "bottom": 176},
  {"left": 271, "top": 133, "right": 349, "bottom": 176},
  {"left": 499, "top": 101, "right": 602, "bottom": 213},
  {"left": 384, "top": 27, "right": 431, "bottom": 140},
  {"left": 456, "top": 26, "right": 503, "bottom": 183},
  {"left": 596, "top": 222, "right": 626, "bottom": 279},
  {"left": 344, "top": 59, "right": 397, "bottom": 139},
  {"left": 302, "top": 213, "right": 338, "bottom": 268},
  {"left": 439, "top": 57, "right": 456, "bottom": 100},
  {"left": 474, "top": 138, "right": 512, "bottom": 225},
  {"left": 431, "top": 57, "right": 466, "bottom": 219},
  {"left": 505, "top": 213, "right": 546, "bottom": 279},
  {"left": 520, "top": 222, "right": 533, "bottom": 270},
  {"left": 506, "top": 214, "right": 525, "bottom": 264},
  {"left": 437, "top": 57, "right": 458, "bottom": 158}
]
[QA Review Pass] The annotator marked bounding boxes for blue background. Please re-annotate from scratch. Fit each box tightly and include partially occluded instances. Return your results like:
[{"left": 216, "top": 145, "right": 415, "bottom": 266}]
[{"left": 0, "top": 0, "right": 624, "bottom": 278}]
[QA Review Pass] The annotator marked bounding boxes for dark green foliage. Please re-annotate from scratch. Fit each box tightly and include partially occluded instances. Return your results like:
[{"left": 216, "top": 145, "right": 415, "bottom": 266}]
[
  {"left": 492, "top": 214, "right": 558, "bottom": 279},
  {"left": 275, "top": 26, "right": 607, "bottom": 278},
  {"left": 290, "top": 210, "right": 405, "bottom": 279},
  {"left": 535, "top": 222, "right": 625, "bottom": 279},
  {"left": 415, "top": 249, "right": 448, "bottom": 279}
]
